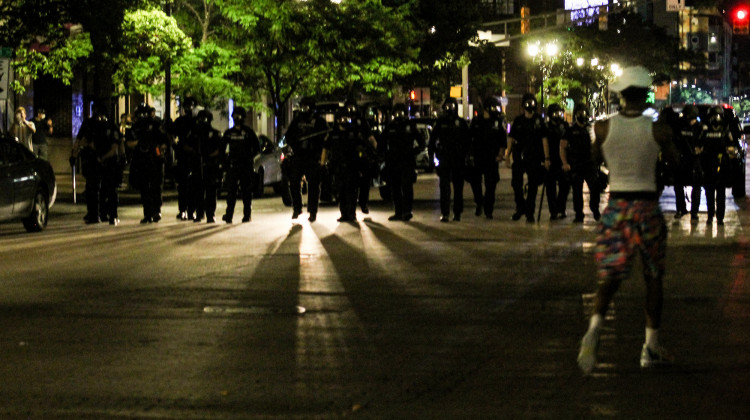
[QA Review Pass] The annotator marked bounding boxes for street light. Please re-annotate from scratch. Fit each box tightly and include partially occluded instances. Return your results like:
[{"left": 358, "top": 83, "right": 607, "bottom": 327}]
[{"left": 526, "top": 40, "right": 559, "bottom": 112}]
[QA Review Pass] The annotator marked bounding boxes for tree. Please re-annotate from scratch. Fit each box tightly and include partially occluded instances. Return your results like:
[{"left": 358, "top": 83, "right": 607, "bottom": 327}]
[
  {"left": 115, "top": 8, "right": 192, "bottom": 96},
  {"left": 215, "top": 0, "right": 420, "bottom": 140}
]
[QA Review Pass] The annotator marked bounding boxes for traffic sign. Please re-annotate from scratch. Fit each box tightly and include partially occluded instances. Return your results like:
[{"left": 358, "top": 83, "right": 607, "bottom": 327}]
[{"left": 0, "top": 58, "right": 10, "bottom": 100}]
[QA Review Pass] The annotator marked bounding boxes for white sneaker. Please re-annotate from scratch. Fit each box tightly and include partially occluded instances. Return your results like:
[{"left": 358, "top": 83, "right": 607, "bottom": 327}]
[
  {"left": 577, "top": 328, "right": 600, "bottom": 374},
  {"left": 640, "top": 344, "right": 674, "bottom": 368}
]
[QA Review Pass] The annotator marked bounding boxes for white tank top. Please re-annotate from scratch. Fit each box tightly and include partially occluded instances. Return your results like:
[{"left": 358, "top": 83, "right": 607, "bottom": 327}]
[{"left": 602, "top": 114, "right": 660, "bottom": 193}]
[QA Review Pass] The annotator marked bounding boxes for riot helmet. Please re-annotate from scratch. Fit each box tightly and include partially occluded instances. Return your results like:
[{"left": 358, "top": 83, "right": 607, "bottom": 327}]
[
  {"left": 196, "top": 109, "right": 213, "bottom": 125},
  {"left": 232, "top": 107, "right": 247, "bottom": 126},
  {"left": 134, "top": 103, "right": 151, "bottom": 120},
  {"left": 392, "top": 103, "right": 408, "bottom": 120},
  {"left": 442, "top": 98, "right": 458, "bottom": 117},
  {"left": 91, "top": 101, "right": 109, "bottom": 121},
  {"left": 708, "top": 106, "right": 723, "bottom": 128},
  {"left": 521, "top": 93, "right": 537, "bottom": 112},
  {"left": 682, "top": 104, "right": 699, "bottom": 121},
  {"left": 180, "top": 96, "right": 197, "bottom": 116},
  {"left": 573, "top": 104, "right": 589, "bottom": 125},
  {"left": 334, "top": 108, "right": 351, "bottom": 126},
  {"left": 299, "top": 97, "right": 316, "bottom": 118},
  {"left": 547, "top": 103, "right": 564, "bottom": 121},
  {"left": 484, "top": 97, "right": 502, "bottom": 116},
  {"left": 344, "top": 100, "right": 359, "bottom": 117}
]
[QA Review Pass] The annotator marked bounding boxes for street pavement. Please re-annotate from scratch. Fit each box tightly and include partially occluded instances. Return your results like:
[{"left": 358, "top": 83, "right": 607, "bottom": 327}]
[{"left": 0, "top": 137, "right": 748, "bottom": 419}]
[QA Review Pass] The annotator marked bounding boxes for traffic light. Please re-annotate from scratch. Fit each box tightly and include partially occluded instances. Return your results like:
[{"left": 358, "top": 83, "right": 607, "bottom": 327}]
[
  {"left": 734, "top": 6, "right": 749, "bottom": 35},
  {"left": 409, "top": 90, "right": 417, "bottom": 101}
]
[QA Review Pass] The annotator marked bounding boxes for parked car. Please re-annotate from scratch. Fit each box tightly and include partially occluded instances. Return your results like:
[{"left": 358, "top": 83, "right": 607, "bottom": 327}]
[
  {"left": 413, "top": 117, "right": 435, "bottom": 171},
  {"left": 219, "top": 135, "right": 291, "bottom": 206},
  {"left": 0, "top": 133, "right": 56, "bottom": 232}
]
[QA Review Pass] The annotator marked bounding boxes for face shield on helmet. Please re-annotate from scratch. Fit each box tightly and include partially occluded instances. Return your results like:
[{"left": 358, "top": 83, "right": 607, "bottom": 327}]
[
  {"left": 232, "top": 107, "right": 247, "bottom": 126},
  {"left": 335, "top": 109, "right": 351, "bottom": 126},
  {"left": 484, "top": 98, "right": 502, "bottom": 116},
  {"left": 522, "top": 94, "right": 537, "bottom": 112},
  {"left": 392, "top": 104, "right": 407, "bottom": 120},
  {"left": 181, "top": 97, "right": 197, "bottom": 116},
  {"left": 134, "top": 103, "right": 151, "bottom": 121},
  {"left": 197, "top": 110, "right": 213, "bottom": 125},
  {"left": 547, "top": 104, "right": 563, "bottom": 121},
  {"left": 574, "top": 108, "right": 589, "bottom": 125},
  {"left": 442, "top": 99, "right": 458, "bottom": 117},
  {"left": 682, "top": 105, "right": 699, "bottom": 122},
  {"left": 344, "top": 101, "right": 358, "bottom": 117},
  {"left": 708, "top": 108, "right": 723, "bottom": 127}
]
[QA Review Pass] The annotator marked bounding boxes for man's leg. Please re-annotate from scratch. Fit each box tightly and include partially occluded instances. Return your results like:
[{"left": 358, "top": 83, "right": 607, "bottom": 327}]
[
  {"left": 579, "top": 199, "right": 632, "bottom": 373},
  {"left": 637, "top": 204, "right": 672, "bottom": 367}
]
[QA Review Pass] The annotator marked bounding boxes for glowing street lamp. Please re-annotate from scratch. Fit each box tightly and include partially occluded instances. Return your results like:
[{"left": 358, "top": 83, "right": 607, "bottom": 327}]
[{"left": 526, "top": 40, "right": 559, "bottom": 111}]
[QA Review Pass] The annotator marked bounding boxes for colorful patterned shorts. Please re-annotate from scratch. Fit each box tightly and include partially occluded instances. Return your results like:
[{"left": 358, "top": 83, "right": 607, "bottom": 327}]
[{"left": 595, "top": 198, "right": 667, "bottom": 282}]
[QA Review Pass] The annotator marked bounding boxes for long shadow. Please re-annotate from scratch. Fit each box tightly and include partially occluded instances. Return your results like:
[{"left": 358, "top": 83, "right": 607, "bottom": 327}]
[{"left": 198, "top": 224, "right": 318, "bottom": 414}]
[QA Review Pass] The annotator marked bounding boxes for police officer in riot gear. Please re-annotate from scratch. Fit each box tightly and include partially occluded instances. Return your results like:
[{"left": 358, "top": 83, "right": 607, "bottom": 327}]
[
  {"left": 285, "top": 97, "right": 329, "bottom": 222},
  {"left": 344, "top": 99, "right": 378, "bottom": 214},
  {"left": 322, "top": 109, "right": 362, "bottom": 222},
  {"left": 71, "top": 101, "right": 122, "bottom": 225},
  {"left": 673, "top": 104, "right": 703, "bottom": 220},
  {"left": 185, "top": 110, "right": 223, "bottom": 223},
  {"left": 467, "top": 97, "right": 507, "bottom": 219},
  {"left": 544, "top": 103, "right": 570, "bottom": 219},
  {"left": 129, "top": 104, "right": 168, "bottom": 223},
  {"left": 430, "top": 97, "right": 471, "bottom": 222},
  {"left": 380, "top": 103, "right": 424, "bottom": 221},
  {"left": 506, "top": 93, "right": 549, "bottom": 223},
  {"left": 700, "top": 106, "right": 740, "bottom": 225},
  {"left": 560, "top": 104, "right": 600, "bottom": 223},
  {"left": 222, "top": 107, "right": 261, "bottom": 223},
  {"left": 169, "top": 96, "right": 198, "bottom": 221}
]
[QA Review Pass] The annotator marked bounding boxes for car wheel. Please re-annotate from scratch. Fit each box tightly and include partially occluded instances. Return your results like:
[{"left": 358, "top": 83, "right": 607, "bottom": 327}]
[
  {"left": 255, "top": 168, "right": 265, "bottom": 198},
  {"left": 23, "top": 188, "right": 49, "bottom": 232}
]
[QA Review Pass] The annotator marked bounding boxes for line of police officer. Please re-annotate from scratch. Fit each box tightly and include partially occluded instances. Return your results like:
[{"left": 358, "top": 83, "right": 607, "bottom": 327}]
[
  {"left": 167, "top": 101, "right": 261, "bottom": 224},
  {"left": 72, "top": 99, "right": 261, "bottom": 225},
  {"left": 665, "top": 104, "right": 742, "bottom": 225}
]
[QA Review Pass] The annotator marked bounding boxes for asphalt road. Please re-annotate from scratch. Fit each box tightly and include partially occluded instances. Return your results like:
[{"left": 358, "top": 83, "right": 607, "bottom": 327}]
[{"left": 1, "top": 168, "right": 749, "bottom": 419}]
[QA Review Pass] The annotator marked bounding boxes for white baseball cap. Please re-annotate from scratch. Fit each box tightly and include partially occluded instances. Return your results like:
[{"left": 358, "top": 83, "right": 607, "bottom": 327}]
[{"left": 609, "top": 66, "right": 652, "bottom": 92}]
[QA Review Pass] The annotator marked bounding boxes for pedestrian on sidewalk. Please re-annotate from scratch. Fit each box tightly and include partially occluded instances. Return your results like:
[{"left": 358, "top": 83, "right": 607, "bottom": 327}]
[
  {"left": 577, "top": 66, "right": 679, "bottom": 374},
  {"left": 10, "top": 107, "right": 35, "bottom": 152},
  {"left": 31, "top": 108, "right": 53, "bottom": 160}
]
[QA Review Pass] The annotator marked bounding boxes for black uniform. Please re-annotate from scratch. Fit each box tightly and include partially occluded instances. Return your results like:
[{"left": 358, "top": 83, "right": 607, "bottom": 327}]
[
  {"left": 700, "top": 125, "right": 738, "bottom": 224},
  {"left": 468, "top": 113, "right": 507, "bottom": 218},
  {"left": 545, "top": 117, "right": 570, "bottom": 218},
  {"left": 509, "top": 113, "right": 548, "bottom": 221},
  {"left": 130, "top": 116, "right": 167, "bottom": 222},
  {"left": 673, "top": 118, "right": 704, "bottom": 217},
  {"left": 222, "top": 124, "right": 261, "bottom": 222},
  {"left": 561, "top": 122, "right": 600, "bottom": 221},
  {"left": 285, "top": 112, "right": 329, "bottom": 219},
  {"left": 351, "top": 115, "right": 377, "bottom": 213},
  {"left": 186, "top": 121, "right": 223, "bottom": 222},
  {"left": 77, "top": 116, "right": 121, "bottom": 224},
  {"left": 324, "top": 123, "right": 366, "bottom": 221},
  {"left": 380, "top": 117, "right": 424, "bottom": 220},
  {"left": 430, "top": 114, "right": 470, "bottom": 220},
  {"left": 169, "top": 114, "right": 196, "bottom": 219}
]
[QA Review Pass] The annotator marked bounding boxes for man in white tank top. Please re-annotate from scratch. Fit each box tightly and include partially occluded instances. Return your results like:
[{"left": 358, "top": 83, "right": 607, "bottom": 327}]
[{"left": 577, "top": 66, "right": 679, "bottom": 374}]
